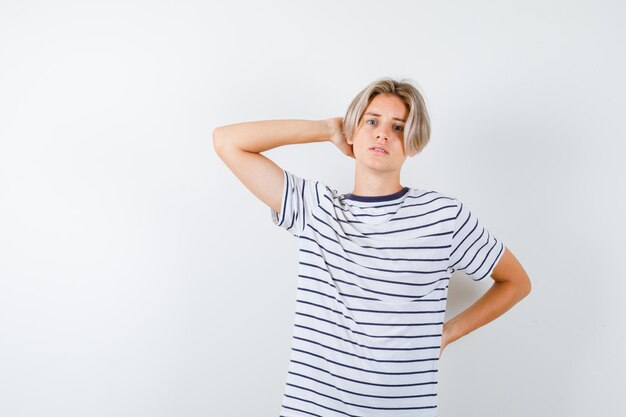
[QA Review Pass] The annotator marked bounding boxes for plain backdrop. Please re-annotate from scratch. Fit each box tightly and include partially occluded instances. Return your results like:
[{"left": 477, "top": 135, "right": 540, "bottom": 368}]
[{"left": 1, "top": 1, "right": 625, "bottom": 416}]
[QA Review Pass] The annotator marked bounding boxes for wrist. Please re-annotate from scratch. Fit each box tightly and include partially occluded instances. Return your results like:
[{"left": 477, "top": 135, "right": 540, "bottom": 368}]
[
  {"left": 442, "top": 319, "right": 462, "bottom": 345},
  {"left": 317, "top": 119, "right": 333, "bottom": 142}
]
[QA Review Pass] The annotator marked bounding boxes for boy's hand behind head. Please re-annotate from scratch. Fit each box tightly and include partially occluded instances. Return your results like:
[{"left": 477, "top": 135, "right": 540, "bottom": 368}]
[{"left": 326, "top": 117, "right": 355, "bottom": 159}]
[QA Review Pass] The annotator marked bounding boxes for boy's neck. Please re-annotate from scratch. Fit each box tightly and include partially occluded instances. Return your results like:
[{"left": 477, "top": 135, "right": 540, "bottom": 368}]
[{"left": 350, "top": 166, "right": 403, "bottom": 197}]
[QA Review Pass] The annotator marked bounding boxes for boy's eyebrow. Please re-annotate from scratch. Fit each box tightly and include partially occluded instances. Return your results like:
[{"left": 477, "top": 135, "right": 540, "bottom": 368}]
[{"left": 365, "top": 112, "right": 406, "bottom": 123}]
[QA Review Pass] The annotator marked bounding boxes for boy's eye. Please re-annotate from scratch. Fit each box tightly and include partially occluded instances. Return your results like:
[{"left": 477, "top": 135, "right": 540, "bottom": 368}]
[{"left": 366, "top": 119, "right": 404, "bottom": 132}]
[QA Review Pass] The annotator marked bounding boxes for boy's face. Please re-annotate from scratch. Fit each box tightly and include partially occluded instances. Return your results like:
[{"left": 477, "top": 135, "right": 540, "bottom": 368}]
[{"left": 348, "top": 93, "right": 410, "bottom": 173}]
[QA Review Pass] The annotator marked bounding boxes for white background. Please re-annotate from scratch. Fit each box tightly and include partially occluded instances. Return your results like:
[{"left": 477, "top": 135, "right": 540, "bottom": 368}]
[{"left": 1, "top": 1, "right": 625, "bottom": 416}]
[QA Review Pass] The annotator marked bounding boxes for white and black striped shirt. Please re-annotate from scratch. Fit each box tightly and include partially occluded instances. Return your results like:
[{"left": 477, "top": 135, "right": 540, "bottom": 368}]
[{"left": 270, "top": 169, "right": 505, "bottom": 417}]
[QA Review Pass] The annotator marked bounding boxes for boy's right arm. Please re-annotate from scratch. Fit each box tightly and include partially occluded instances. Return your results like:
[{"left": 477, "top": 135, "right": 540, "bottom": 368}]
[{"left": 212, "top": 119, "right": 333, "bottom": 214}]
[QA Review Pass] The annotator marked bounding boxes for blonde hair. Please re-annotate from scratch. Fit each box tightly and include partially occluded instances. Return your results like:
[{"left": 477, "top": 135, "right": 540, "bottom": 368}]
[{"left": 343, "top": 77, "right": 431, "bottom": 157}]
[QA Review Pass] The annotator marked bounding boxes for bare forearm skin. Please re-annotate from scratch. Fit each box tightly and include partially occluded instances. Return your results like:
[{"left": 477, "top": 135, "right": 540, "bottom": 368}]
[
  {"left": 213, "top": 119, "right": 330, "bottom": 153},
  {"left": 443, "top": 280, "right": 530, "bottom": 347}
]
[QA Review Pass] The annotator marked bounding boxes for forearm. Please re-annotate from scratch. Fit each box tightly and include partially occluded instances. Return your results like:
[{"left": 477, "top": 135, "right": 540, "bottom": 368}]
[
  {"left": 443, "top": 280, "right": 529, "bottom": 345},
  {"left": 213, "top": 119, "right": 330, "bottom": 153}
]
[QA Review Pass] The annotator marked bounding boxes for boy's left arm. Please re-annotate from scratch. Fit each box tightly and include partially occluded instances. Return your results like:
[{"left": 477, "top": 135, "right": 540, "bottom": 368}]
[{"left": 440, "top": 247, "right": 532, "bottom": 356}]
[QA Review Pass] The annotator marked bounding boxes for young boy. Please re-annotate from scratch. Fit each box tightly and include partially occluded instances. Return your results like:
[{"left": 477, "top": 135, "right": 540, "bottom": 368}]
[{"left": 213, "top": 77, "right": 531, "bottom": 417}]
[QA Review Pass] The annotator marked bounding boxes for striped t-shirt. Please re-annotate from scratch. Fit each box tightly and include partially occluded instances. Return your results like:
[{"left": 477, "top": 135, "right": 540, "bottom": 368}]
[{"left": 270, "top": 169, "right": 506, "bottom": 417}]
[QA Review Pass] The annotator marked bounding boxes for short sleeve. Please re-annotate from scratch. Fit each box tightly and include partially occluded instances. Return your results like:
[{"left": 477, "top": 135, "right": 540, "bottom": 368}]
[
  {"left": 270, "top": 169, "right": 320, "bottom": 237},
  {"left": 449, "top": 199, "right": 506, "bottom": 281}
]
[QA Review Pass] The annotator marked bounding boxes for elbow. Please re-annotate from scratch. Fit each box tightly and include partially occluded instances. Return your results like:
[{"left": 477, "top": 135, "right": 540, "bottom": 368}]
[
  {"left": 212, "top": 127, "right": 226, "bottom": 155},
  {"left": 496, "top": 272, "right": 532, "bottom": 301},
  {"left": 212, "top": 126, "right": 243, "bottom": 156},
  {"left": 212, "top": 127, "right": 221, "bottom": 149},
  {"left": 519, "top": 274, "right": 532, "bottom": 299}
]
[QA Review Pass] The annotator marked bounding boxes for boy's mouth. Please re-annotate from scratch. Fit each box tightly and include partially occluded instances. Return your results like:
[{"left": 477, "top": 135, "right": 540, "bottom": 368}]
[{"left": 369, "top": 146, "right": 389, "bottom": 154}]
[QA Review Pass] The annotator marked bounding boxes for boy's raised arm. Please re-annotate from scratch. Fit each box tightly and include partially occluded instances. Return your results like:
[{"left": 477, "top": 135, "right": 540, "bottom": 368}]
[{"left": 212, "top": 119, "right": 333, "bottom": 214}]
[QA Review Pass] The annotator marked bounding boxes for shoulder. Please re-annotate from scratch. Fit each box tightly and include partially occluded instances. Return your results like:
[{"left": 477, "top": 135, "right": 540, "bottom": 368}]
[
  {"left": 406, "top": 186, "right": 461, "bottom": 207},
  {"left": 285, "top": 169, "right": 337, "bottom": 210}
]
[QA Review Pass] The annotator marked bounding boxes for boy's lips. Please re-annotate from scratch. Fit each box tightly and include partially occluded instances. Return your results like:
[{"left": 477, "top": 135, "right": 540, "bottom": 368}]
[{"left": 369, "top": 146, "right": 389, "bottom": 155}]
